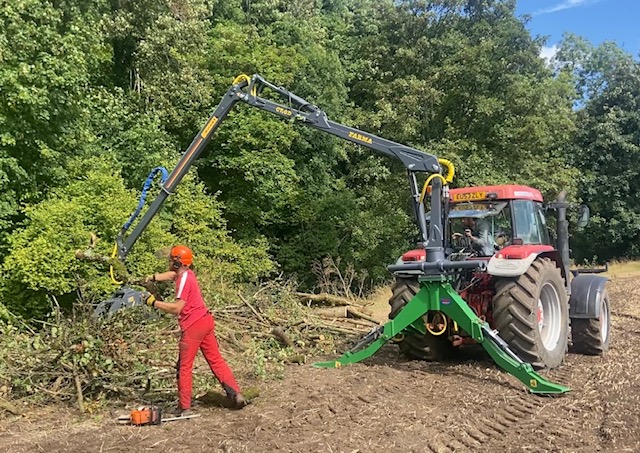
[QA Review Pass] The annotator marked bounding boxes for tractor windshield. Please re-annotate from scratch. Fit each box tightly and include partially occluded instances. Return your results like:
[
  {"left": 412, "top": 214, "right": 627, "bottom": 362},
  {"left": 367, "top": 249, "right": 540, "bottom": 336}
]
[
  {"left": 448, "top": 201, "right": 512, "bottom": 256},
  {"left": 426, "top": 201, "right": 512, "bottom": 256}
]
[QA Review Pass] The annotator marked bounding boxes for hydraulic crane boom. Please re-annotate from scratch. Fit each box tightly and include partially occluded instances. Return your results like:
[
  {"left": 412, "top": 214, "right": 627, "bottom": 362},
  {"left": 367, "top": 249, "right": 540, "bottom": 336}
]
[{"left": 116, "top": 74, "right": 441, "bottom": 261}]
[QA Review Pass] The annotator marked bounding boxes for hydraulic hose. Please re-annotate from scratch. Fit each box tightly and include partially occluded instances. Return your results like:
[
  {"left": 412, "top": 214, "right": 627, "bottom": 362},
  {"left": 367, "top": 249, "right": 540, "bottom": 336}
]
[
  {"left": 111, "top": 166, "right": 169, "bottom": 285},
  {"left": 110, "top": 243, "right": 122, "bottom": 285},
  {"left": 418, "top": 159, "right": 456, "bottom": 203},
  {"left": 232, "top": 73, "right": 257, "bottom": 96},
  {"left": 438, "top": 158, "right": 455, "bottom": 183},
  {"left": 419, "top": 174, "right": 447, "bottom": 204}
]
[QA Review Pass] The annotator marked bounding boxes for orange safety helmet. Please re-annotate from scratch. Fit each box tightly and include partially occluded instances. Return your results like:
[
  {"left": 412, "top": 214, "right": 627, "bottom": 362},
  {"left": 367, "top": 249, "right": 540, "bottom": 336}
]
[{"left": 170, "top": 245, "right": 193, "bottom": 268}]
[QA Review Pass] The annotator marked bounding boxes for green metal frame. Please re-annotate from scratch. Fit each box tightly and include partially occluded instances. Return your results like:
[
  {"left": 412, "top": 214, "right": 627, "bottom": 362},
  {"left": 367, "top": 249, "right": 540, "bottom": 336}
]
[{"left": 314, "top": 277, "right": 569, "bottom": 395}]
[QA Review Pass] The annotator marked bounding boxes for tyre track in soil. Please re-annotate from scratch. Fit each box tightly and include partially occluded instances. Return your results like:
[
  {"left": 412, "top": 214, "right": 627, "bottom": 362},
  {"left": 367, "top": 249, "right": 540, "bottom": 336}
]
[
  {"left": 414, "top": 276, "right": 640, "bottom": 453},
  {"left": 417, "top": 362, "right": 603, "bottom": 453},
  {"left": 410, "top": 368, "right": 582, "bottom": 453}
]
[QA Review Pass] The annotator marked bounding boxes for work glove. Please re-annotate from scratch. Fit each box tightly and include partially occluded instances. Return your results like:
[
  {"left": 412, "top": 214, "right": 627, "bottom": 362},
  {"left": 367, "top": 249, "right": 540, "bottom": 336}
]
[{"left": 141, "top": 291, "right": 156, "bottom": 308}]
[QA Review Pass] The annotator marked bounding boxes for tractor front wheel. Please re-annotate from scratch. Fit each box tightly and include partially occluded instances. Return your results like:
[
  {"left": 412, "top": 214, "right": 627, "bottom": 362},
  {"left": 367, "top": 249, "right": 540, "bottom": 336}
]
[
  {"left": 492, "top": 258, "right": 569, "bottom": 369},
  {"left": 389, "top": 277, "right": 455, "bottom": 361}
]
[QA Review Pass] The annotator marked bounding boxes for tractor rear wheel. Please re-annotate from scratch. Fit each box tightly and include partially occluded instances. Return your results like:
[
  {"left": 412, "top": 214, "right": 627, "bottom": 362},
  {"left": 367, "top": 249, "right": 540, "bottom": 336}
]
[
  {"left": 492, "top": 258, "right": 569, "bottom": 369},
  {"left": 571, "top": 288, "right": 611, "bottom": 355},
  {"left": 389, "top": 277, "right": 455, "bottom": 361}
]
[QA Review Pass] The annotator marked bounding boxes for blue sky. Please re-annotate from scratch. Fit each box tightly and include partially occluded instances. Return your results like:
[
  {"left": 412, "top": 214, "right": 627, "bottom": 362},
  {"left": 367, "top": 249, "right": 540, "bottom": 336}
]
[{"left": 515, "top": 0, "right": 640, "bottom": 59}]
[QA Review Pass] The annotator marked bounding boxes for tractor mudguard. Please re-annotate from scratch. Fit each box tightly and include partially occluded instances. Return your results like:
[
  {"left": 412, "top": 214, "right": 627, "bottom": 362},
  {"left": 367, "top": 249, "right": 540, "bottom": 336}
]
[{"left": 569, "top": 274, "right": 608, "bottom": 319}]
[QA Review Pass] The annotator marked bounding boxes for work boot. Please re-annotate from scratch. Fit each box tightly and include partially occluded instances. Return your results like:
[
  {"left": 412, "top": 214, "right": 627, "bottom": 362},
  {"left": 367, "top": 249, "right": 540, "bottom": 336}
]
[
  {"left": 167, "top": 405, "right": 194, "bottom": 418},
  {"left": 179, "top": 408, "right": 196, "bottom": 417},
  {"left": 227, "top": 393, "right": 248, "bottom": 409},
  {"left": 223, "top": 385, "right": 248, "bottom": 409}
]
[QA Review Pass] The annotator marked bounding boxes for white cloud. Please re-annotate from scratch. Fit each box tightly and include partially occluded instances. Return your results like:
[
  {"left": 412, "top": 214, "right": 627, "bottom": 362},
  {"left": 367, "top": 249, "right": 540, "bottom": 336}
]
[
  {"left": 533, "top": 0, "right": 604, "bottom": 15},
  {"left": 540, "top": 44, "right": 559, "bottom": 62}
]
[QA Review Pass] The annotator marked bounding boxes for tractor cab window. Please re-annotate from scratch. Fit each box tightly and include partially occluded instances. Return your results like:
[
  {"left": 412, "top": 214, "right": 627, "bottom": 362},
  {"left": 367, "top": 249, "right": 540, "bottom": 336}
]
[
  {"left": 512, "top": 200, "right": 550, "bottom": 245},
  {"left": 446, "top": 201, "right": 512, "bottom": 256}
]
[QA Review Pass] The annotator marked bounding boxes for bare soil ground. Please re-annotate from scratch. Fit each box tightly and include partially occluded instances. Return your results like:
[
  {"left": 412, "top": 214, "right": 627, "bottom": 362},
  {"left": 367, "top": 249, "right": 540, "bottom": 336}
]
[{"left": 2, "top": 276, "right": 640, "bottom": 453}]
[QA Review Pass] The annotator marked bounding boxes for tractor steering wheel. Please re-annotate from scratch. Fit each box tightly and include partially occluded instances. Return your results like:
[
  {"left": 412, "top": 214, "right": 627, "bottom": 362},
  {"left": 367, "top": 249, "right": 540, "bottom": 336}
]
[{"left": 451, "top": 234, "right": 475, "bottom": 254}]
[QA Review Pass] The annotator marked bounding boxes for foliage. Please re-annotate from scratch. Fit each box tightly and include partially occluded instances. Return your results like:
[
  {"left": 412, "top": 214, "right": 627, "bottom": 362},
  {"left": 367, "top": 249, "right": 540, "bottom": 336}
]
[
  {"left": 556, "top": 33, "right": 636, "bottom": 104},
  {"left": 344, "top": 0, "right": 578, "bottom": 195},
  {"left": 566, "top": 56, "right": 640, "bottom": 261},
  {"left": 0, "top": 0, "right": 110, "bottom": 247},
  {"left": 1, "top": 0, "right": 638, "bottom": 318},
  {"left": 0, "top": 161, "right": 272, "bottom": 319}
]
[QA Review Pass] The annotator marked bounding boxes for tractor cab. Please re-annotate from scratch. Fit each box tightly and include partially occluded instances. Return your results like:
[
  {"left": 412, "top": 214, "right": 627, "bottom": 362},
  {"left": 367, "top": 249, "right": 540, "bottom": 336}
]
[
  {"left": 448, "top": 185, "right": 551, "bottom": 257},
  {"left": 404, "top": 185, "right": 554, "bottom": 263}
]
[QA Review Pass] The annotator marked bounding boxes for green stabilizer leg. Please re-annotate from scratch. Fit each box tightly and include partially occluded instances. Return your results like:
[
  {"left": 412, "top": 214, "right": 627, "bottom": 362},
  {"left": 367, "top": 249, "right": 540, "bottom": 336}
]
[
  {"left": 479, "top": 325, "right": 569, "bottom": 394},
  {"left": 315, "top": 279, "right": 569, "bottom": 395},
  {"left": 434, "top": 282, "right": 569, "bottom": 395},
  {"left": 313, "top": 282, "right": 436, "bottom": 369}
]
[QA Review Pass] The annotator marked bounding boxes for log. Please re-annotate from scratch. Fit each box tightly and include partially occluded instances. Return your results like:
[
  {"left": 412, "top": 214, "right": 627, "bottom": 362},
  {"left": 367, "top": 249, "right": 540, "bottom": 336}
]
[
  {"left": 0, "top": 398, "right": 22, "bottom": 416},
  {"left": 272, "top": 327, "right": 294, "bottom": 348},
  {"left": 346, "top": 307, "right": 381, "bottom": 325},
  {"left": 335, "top": 318, "right": 379, "bottom": 329},
  {"left": 314, "top": 306, "right": 348, "bottom": 319},
  {"left": 319, "top": 324, "right": 368, "bottom": 335},
  {"left": 295, "top": 292, "right": 362, "bottom": 307}
]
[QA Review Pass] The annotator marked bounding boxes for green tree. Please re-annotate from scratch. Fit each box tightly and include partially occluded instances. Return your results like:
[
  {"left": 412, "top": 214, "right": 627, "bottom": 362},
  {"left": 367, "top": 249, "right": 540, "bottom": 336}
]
[
  {"left": 345, "top": 0, "right": 578, "bottom": 193},
  {"left": 0, "top": 0, "right": 110, "bottom": 246},
  {"left": 556, "top": 33, "right": 635, "bottom": 103},
  {"left": 1, "top": 159, "right": 272, "bottom": 319},
  {"left": 568, "top": 58, "right": 640, "bottom": 260}
]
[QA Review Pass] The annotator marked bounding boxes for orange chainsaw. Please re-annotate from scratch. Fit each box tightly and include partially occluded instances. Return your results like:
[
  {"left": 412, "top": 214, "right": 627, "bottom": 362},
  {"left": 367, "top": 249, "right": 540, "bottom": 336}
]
[{"left": 117, "top": 406, "right": 201, "bottom": 425}]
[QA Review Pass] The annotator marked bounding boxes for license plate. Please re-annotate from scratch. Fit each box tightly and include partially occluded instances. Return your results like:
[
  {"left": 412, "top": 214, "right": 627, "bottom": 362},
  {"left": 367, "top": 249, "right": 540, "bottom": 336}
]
[{"left": 452, "top": 191, "right": 487, "bottom": 202}]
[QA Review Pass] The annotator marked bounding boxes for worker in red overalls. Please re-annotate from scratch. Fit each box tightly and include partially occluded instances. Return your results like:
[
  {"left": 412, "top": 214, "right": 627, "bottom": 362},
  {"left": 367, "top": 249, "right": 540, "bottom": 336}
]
[{"left": 144, "top": 245, "right": 246, "bottom": 414}]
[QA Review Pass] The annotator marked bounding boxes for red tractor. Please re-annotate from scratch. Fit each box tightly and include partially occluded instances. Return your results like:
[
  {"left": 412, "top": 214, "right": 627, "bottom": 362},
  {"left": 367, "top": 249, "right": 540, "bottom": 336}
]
[{"left": 389, "top": 184, "right": 611, "bottom": 369}]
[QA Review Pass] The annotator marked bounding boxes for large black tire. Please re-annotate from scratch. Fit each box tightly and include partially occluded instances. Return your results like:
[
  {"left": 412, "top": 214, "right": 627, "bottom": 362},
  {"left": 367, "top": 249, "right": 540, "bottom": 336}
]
[
  {"left": 389, "top": 277, "right": 455, "bottom": 361},
  {"left": 571, "top": 288, "right": 611, "bottom": 355},
  {"left": 492, "top": 258, "right": 569, "bottom": 369}
]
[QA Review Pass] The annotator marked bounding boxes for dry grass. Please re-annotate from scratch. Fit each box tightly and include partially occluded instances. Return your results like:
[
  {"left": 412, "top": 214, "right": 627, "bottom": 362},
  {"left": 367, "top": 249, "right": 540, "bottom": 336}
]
[{"left": 602, "top": 259, "right": 640, "bottom": 279}]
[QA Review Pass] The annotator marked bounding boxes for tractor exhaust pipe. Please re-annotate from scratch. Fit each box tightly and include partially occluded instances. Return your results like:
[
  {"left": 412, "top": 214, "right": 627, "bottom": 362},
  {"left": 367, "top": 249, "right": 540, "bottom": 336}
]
[{"left": 555, "top": 191, "right": 571, "bottom": 293}]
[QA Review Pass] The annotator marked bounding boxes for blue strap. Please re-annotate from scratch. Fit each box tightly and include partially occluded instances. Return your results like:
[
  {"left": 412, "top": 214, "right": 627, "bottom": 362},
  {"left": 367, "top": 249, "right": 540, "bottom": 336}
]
[{"left": 122, "top": 167, "right": 169, "bottom": 232}]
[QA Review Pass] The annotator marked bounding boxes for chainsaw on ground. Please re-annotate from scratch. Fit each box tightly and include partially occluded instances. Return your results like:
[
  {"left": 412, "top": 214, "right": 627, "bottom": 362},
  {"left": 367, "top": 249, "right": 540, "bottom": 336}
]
[{"left": 117, "top": 406, "right": 201, "bottom": 426}]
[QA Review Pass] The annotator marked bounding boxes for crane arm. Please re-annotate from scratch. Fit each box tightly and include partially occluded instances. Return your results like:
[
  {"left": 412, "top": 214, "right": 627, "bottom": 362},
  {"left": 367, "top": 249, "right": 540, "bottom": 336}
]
[{"left": 116, "top": 74, "right": 442, "bottom": 260}]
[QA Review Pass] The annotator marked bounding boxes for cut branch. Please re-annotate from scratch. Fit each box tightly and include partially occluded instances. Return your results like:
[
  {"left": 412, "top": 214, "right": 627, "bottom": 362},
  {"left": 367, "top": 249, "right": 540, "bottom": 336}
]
[
  {"left": 238, "top": 293, "right": 267, "bottom": 324},
  {"left": 271, "top": 327, "right": 294, "bottom": 348},
  {"left": 314, "top": 306, "right": 348, "bottom": 318},
  {"left": 72, "top": 363, "right": 84, "bottom": 413},
  {"left": 0, "top": 398, "right": 23, "bottom": 416},
  {"left": 346, "top": 307, "right": 381, "bottom": 325},
  {"left": 294, "top": 292, "right": 363, "bottom": 307}
]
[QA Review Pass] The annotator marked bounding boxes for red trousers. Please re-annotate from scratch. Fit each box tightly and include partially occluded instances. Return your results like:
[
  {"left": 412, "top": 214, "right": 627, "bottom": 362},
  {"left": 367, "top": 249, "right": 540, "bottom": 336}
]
[{"left": 177, "top": 313, "right": 240, "bottom": 410}]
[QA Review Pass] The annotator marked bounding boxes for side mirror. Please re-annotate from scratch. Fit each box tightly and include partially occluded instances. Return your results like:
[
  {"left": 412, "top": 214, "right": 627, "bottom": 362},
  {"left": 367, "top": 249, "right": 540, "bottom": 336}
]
[{"left": 577, "top": 204, "right": 590, "bottom": 228}]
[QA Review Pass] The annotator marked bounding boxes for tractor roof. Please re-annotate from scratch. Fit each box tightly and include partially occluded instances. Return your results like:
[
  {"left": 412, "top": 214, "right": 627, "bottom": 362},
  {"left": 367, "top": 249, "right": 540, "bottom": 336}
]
[{"left": 449, "top": 185, "right": 543, "bottom": 203}]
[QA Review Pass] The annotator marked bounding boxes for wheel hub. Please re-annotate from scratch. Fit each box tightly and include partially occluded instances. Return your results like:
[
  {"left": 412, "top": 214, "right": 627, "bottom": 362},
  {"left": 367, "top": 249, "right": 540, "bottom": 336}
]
[
  {"left": 537, "top": 300, "right": 544, "bottom": 329},
  {"left": 538, "top": 282, "right": 562, "bottom": 351},
  {"left": 601, "top": 297, "right": 609, "bottom": 343}
]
